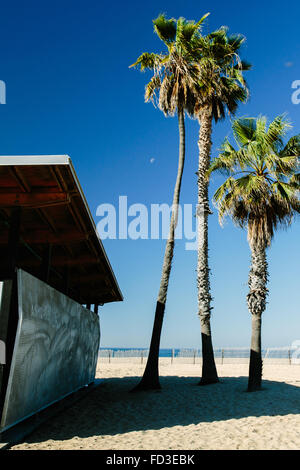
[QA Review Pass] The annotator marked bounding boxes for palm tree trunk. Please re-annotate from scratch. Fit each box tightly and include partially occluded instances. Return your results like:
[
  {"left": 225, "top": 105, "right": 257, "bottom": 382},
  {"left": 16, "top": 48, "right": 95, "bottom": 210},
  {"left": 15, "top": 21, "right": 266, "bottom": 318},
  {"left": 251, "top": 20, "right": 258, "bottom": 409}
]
[
  {"left": 131, "top": 108, "right": 186, "bottom": 392},
  {"left": 197, "top": 106, "right": 218, "bottom": 385},
  {"left": 247, "top": 244, "right": 268, "bottom": 392}
]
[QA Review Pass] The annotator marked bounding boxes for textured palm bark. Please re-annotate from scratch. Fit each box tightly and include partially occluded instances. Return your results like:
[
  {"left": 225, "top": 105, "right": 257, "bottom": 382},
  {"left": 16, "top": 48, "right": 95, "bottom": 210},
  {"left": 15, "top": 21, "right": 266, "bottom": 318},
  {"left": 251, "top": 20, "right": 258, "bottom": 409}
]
[
  {"left": 197, "top": 106, "right": 219, "bottom": 385},
  {"left": 247, "top": 244, "right": 268, "bottom": 391},
  {"left": 132, "top": 108, "right": 186, "bottom": 392}
]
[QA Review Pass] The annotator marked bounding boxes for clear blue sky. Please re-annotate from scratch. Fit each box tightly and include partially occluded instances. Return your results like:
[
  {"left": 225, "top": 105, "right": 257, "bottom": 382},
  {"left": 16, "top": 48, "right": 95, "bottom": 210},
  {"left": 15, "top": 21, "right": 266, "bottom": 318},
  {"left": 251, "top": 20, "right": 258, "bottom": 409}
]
[{"left": 0, "top": 0, "right": 299, "bottom": 348}]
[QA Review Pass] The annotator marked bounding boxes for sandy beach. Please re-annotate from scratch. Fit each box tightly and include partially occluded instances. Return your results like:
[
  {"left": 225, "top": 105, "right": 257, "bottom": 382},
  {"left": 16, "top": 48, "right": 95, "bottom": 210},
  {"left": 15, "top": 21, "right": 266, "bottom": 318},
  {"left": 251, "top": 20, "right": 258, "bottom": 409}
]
[{"left": 11, "top": 359, "right": 300, "bottom": 450}]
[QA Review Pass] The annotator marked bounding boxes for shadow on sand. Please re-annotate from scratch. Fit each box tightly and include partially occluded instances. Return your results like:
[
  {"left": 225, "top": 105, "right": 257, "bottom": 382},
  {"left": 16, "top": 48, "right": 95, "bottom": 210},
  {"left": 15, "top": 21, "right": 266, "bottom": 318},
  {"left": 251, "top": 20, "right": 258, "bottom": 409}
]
[{"left": 18, "top": 375, "right": 300, "bottom": 444}]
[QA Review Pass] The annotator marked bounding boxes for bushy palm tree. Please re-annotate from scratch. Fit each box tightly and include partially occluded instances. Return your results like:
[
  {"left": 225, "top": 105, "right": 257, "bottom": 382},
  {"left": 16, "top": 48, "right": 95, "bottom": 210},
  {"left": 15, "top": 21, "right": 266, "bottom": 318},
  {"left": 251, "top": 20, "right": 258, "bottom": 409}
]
[
  {"left": 209, "top": 115, "right": 300, "bottom": 391},
  {"left": 130, "top": 13, "right": 209, "bottom": 391},
  {"left": 193, "top": 28, "right": 251, "bottom": 384}
]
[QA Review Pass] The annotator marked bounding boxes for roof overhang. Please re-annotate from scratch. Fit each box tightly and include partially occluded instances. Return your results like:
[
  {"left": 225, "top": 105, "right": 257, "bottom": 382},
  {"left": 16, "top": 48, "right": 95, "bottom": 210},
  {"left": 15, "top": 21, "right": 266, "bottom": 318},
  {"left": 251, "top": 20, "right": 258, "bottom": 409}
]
[{"left": 0, "top": 155, "right": 123, "bottom": 305}]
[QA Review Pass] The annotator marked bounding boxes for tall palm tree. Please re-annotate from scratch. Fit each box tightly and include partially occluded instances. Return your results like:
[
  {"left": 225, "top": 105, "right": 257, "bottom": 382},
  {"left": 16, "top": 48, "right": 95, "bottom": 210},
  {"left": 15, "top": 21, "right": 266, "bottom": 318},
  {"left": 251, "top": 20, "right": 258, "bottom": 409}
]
[
  {"left": 209, "top": 115, "right": 300, "bottom": 391},
  {"left": 193, "top": 28, "right": 251, "bottom": 384},
  {"left": 130, "top": 14, "right": 209, "bottom": 391}
]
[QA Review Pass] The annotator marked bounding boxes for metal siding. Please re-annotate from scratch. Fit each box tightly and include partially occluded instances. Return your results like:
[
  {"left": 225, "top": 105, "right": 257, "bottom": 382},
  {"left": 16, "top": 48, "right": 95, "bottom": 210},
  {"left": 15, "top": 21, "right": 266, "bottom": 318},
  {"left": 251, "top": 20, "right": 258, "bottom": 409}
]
[
  {"left": 0, "top": 280, "right": 13, "bottom": 394},
  {"left": 0, "top": 269, "right": 100, "bottom": 431}
]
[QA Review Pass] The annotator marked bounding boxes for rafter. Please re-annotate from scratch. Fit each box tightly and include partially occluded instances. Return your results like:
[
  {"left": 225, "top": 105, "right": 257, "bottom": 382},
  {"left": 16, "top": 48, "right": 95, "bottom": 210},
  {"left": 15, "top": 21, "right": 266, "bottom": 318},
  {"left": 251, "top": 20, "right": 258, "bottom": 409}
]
[
  {"left": 0, "top": 192, "right": 72, "bottom": 208},
  {"left": 0, "top": 230, "right": 89, "bottom": 245}
]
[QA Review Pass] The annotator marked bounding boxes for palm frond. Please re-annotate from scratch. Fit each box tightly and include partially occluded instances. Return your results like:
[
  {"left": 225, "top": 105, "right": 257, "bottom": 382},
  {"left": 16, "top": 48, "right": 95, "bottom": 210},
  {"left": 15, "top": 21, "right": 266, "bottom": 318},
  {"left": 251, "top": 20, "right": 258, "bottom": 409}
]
[
  {"left": 129, "top": 52, "right": 162, "bottom": 71},
  {"left": 232, "top": 117, "right": 257, "bottom": 146},
  {"left": 265, "top": 114, "right": 291, "bottom": 149},
  {"left": 280, "top": 134, "right": 300, "bottom": 157},
  {"left": 153, "top": 14, "right": 177, "bottom": 44},
  {"left": 210, "top": 114, "right": 300, "bottom": 248},
  {"left": 145, "top": 75, "right": 161, "bottom": 103}
]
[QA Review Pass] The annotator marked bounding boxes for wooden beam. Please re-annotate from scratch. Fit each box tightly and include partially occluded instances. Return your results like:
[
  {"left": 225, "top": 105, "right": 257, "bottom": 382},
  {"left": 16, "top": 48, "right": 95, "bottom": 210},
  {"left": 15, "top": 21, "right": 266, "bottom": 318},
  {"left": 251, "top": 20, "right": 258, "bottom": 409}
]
[
  {"left": 30, "top": 231, "right": 89, "bottom": 245},
  {"left": 52, "top": 254, "right": 101, "bottom": 267},
  {"left": 0, "top": 192, "right": 72, "bottom": 208},
  {"left": 36, "top": 207, "right": 57, "bottom": 233},
  {"left": 68, "top": 200, "right": 87, "bottom": 233},
  {"left": 0, "top": 186, "right": 75, "bottom": 195},
  {"left": 78, "top": 287, "right": 112, "bottom": 298},
  {"left": 0, "top": 230, "right": 89, "bottom": 245},
  {"left": 35, "top": 207, "right": 77, "bottom": 276},
  {"left": 51, "top": 166, "right": 68, "bottom": 193},
  {"left": 54, "top": 167, "right": 103, "bottom": 276},
  {"left": 70, "top": 273, "right": 107, "bottom": 284},
  {"left": 8, "top": 167, "right": 31, "bottom": 193},
  {"left": 8, "top": 207, "right": 22, "bottom": 275},
  {"left": 18, "top": 254, "right": 101, "bottom": 268}
]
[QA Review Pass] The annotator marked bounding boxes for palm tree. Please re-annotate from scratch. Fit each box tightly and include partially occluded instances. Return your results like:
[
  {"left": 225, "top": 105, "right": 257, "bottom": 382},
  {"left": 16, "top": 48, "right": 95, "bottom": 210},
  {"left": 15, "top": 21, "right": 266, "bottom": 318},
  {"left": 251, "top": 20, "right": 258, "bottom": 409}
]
[
  {"left": 193, "top": 28, "right": 251, "bottom": 384},
  {"left": 130, "top": 13, "right": 209, "bottom": 391},
  {"left": 209, "top": 115, "right": 300, "bottom": 391}
]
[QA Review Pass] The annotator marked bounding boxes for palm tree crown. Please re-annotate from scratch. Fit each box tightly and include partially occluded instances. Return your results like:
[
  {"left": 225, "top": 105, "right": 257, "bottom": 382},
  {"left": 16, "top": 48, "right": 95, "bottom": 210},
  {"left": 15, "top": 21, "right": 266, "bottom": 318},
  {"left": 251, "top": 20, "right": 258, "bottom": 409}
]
[
  {"left": 210, "top": 115, "right": 300, "bottom": 248},
  {"left": 130, "top": 13, "right": 209, "bottom": 116},
  {"left": 193, "top": 27, "right": 251, "bottom": 121}
]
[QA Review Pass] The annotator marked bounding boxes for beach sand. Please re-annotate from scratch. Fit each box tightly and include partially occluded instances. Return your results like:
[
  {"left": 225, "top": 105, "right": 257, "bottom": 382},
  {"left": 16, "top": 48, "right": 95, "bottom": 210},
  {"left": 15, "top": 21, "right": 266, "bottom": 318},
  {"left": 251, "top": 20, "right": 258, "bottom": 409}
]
[{"left": 11, "top": 359, "right": 300, "bottom": 450}]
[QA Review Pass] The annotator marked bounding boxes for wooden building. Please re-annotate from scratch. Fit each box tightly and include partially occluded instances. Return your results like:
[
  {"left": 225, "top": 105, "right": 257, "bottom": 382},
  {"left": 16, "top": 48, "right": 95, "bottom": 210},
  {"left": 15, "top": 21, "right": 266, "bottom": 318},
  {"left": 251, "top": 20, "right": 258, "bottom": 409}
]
[{"left": 0, "top": 155, "right": 122, "bottom": 434}]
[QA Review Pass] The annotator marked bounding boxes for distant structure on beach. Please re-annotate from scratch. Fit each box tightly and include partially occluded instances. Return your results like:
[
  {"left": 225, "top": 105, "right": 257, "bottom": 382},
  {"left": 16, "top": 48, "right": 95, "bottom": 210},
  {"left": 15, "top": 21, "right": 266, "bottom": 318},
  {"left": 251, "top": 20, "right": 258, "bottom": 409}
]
[{"left": 0, "top": 155, "right": 122, "bottom": 435}]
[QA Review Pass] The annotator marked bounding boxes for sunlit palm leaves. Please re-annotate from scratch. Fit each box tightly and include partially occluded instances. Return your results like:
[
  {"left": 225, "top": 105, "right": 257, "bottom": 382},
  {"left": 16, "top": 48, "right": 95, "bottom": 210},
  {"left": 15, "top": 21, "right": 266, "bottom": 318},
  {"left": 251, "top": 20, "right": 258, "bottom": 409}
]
[
  {"left": 193, "top": 27, "right": 251, "bottom": 121},
  {"left": 130, "top": 13, "right": 209, "bottom": 117},
  {"left": 210, "top": 115, "right": 300, "bottom": 248},
  {"left": 130, "top": 16, "right": 250, "bottom": 121}
]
